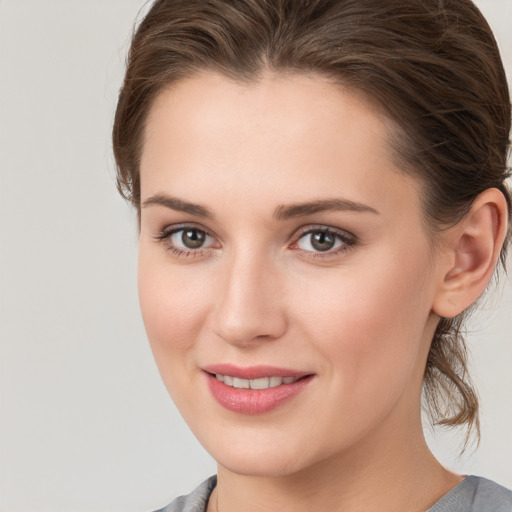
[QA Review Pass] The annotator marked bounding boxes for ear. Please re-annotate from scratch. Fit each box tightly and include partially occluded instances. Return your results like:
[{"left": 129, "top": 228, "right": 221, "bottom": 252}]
[{"left": 432, "top": 188, "right": 509, "bottom": 319}]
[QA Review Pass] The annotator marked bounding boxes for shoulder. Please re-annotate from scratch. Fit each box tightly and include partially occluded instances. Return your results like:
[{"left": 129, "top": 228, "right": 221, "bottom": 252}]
[
  {"left": 429, "top": 475, "right": 512, "bottom": 512},
  {"left": 470, "top": 476, "right": 512, "bottom": 511},
  {"left": 153, "top": 476, "right": 217, "bottom": 512}
]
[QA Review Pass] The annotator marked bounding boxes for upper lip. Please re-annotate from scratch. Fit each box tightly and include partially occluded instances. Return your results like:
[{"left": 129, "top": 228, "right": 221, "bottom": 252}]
[{"left": 202, "top": 364, "right": 312, "bottom": 380}]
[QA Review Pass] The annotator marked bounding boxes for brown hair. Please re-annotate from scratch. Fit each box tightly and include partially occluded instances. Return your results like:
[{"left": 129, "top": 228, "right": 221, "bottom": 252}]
[{"left": 113, "top": 0, "right": 511, "bottom": 440}]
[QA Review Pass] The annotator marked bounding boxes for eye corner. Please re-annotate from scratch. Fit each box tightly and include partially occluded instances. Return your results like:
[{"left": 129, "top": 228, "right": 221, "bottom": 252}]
[
  {"left": 290, "top": 225, "right": 357, "bottom": 258},
  {"left": 153, "top": 223, "right": 221, "bottom": 259}
]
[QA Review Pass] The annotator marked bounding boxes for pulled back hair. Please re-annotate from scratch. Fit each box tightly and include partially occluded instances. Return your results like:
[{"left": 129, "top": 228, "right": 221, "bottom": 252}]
[{"left": 113, "top": 0, "right": 511, "bottom": 439}]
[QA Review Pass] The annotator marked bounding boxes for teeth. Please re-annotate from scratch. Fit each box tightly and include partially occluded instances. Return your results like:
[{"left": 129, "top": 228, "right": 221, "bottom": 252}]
[
  {"left": 215, "top": 374, "right": 300, "bottom": 389},
  {"left": 269, "top": 376, "right": 282, "bottom": 387},
  {"left": 250, "top": 377, "right": 269, "bottom": 389},
  {"left": 232, "top": 377, "right": 249, "bottom": 389}
]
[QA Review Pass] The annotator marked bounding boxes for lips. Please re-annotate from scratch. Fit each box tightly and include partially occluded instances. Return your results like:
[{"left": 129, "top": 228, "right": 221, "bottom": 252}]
[
  {"left": 203, "top": 364, "right": 314, "bottom": 415},
  {"left": 215, "top": 374, "right": 301, "bottom": 389}
]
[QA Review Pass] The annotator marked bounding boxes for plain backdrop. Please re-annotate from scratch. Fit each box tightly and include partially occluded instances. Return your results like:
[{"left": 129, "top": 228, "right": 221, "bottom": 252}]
[{"left": 0, "top": 1, "right": 511, "bottom": 511}]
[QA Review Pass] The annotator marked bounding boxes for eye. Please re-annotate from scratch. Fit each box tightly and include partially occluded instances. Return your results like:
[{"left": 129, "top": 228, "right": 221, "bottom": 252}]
[
  {"left": 172, "top": 228, "right": 209, "bottom": 249},
  {"left": 155, "top": 225, "right": 218, "bottom": 256},
  {"left": 294, "top": 227, "right": 355, "bottom": 255}
]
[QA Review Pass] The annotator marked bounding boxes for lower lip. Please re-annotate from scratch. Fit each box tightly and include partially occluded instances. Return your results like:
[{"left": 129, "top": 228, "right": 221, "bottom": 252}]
[{"left": 205, "top": 373, "right": 314, "bottom": 415}]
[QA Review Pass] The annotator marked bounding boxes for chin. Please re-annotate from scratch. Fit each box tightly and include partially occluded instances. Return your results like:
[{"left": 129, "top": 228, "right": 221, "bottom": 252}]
[
  {"left": 218, "top": 455, "right": 308, "bottom": 478},
  {"left": 202, "top": 431, "right": 323, "bottom": 478}
]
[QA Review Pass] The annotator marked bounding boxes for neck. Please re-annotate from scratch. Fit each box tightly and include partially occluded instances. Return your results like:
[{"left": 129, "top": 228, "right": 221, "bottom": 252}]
[{"left": 211, "top": 414, "right": 461, "bottom": 512}]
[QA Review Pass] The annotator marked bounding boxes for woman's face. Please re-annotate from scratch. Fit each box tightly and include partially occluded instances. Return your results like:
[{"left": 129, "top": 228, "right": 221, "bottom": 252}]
[{"left": 138, "top": 72, "right": 443, "bottom": 477}]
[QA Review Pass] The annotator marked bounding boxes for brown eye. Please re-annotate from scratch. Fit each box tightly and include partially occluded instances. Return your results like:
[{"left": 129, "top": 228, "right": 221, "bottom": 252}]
[
  {"left": 159, "top": 226, "right": 217, "bottom": 254},
  {"left": 310, "top": 231, "right": 335, "bottom": 251},
  {"left": 182, "top": 228, "right": 206, "bottom": 249},
  {"left": 295, "top": 227, "right": 354, "bottom": 255}
]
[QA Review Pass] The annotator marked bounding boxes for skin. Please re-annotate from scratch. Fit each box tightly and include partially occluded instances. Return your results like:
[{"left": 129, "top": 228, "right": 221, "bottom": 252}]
[{"left": 137, "top": 72, "right": 507, "bottom": 511}]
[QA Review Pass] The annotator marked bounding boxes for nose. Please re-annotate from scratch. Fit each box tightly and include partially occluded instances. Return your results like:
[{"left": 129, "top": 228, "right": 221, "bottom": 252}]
[{"left": 211, "top": 250, "right": 288, "bottom": 346}]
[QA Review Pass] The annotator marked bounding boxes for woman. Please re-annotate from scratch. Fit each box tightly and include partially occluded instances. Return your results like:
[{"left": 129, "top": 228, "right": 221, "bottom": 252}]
[{"left": 113, "top": 0, "right": 512, "bottom": 510}]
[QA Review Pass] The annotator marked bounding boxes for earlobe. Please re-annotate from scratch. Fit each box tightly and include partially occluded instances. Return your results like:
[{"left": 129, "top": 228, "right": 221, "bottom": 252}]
[{"left": 432, "top": 188, "right": 509, "bottom": 319}]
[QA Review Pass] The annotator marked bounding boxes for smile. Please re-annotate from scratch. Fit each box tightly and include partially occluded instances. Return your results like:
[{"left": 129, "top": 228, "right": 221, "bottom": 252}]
[
  {"left": 203, "top": 365, "right": 315, "bottom": 414},
  {"left": 214, "top": 374, "right": 301, "bottom": 389}
]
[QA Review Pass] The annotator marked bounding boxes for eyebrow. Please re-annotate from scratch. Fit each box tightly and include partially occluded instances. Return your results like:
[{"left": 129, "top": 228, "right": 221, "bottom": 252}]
[
  {"left": 142, "top": 193, "right": 214, "bottom": 219},
  {"left": 274, "top": 198, "right": 379, "bottom": 220},
  {"left": 142, "top": 193, "right": 379, "bottom": 220}
]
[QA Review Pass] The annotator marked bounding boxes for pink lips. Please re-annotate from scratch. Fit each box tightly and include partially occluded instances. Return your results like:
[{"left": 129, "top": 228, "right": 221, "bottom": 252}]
[{"left": 203, "top": 364, "right": 314, "bottom": 415}]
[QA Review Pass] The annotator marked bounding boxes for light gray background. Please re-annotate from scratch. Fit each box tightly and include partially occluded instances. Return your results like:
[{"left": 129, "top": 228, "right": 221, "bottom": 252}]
[{"left": 0, "top": 1, "right": 511, "bottom": 511}]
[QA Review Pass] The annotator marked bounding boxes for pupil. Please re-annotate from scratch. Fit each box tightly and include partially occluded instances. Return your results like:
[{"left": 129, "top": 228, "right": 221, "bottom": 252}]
[
  {"left": 311, "top": 231, "right": 335, "bottom": 251},
  {"left": 182, "top": 229, "right": 205, "bottom": 249}
]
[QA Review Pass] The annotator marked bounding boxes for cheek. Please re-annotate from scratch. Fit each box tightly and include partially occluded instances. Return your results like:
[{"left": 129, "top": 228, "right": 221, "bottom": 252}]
[
  {"left": 137, "top": 248, "right": 210, "bottom": 369},
  {"left": 290, "top": 249, "right": 433, "bottom": 392}
]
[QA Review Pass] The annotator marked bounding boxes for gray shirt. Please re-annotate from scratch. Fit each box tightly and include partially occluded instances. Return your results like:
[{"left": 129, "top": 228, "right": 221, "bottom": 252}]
[{"left": 155, "top": 475, "right": 512, "bottom": 512}]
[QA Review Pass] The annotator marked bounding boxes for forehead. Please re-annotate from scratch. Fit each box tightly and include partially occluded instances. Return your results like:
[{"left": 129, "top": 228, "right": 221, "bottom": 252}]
[{"left": 140, "top": 72, "right": 421, "bottom": 219}]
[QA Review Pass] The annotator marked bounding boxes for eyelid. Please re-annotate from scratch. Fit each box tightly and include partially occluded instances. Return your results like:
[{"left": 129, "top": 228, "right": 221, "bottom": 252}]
[
  {"left": 155, "top": 222, "right": 216, "bottom": 241},
  {"left": 289, "top": 224, "right": 357, "bottom": 255},
  {"left": 154, "top": 223, "right": 221, "bottom": 257},
  {"left": 291, "top": 224, "right": 356, "bottom": 242}
]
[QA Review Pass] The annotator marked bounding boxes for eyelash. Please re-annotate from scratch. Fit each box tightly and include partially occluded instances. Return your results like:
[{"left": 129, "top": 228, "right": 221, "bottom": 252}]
[
  {"left": 154, "top": 224, "right": 357, "bottom": 259},
  {"left": 154, "top": 224, "right": 217, "bottom": 258},
  {"left": 291, "top": 226, "right": 356, "bottom": 258}
]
